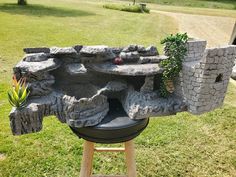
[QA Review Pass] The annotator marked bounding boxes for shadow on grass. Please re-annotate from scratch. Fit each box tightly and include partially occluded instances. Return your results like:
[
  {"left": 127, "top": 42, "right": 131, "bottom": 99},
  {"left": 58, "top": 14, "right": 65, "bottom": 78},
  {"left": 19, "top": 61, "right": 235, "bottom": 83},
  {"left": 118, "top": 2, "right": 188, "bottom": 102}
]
[{"left": 0, "top": 3, "right": 95, "bottom": 17}]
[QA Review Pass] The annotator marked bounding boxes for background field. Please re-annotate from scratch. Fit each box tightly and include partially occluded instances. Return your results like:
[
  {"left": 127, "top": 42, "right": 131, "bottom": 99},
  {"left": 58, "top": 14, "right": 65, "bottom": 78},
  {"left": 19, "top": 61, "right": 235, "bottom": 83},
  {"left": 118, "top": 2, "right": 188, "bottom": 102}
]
[
  {"left": 122, "top": 0, "right": 236, "bottom": 10},
  {"left": 0, "top": 0, "right": 236, "bottom": 176}
]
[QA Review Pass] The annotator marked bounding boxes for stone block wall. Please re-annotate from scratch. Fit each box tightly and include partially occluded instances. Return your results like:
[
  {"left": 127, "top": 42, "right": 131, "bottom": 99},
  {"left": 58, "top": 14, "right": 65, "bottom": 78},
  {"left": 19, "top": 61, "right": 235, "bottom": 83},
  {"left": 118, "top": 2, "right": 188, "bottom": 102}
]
[
  {"left": 184, "top": 39, "right": 206, "bottom": 62},
  {"left": 175, "top": 39, "right": 236, "bottom": 114}
]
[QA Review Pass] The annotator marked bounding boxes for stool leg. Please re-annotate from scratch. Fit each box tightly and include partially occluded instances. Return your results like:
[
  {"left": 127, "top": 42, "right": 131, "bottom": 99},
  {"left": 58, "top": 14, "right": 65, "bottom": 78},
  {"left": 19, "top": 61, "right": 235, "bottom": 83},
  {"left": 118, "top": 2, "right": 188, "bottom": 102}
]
[
  {"left": 125, "top": 140, "right": 137, "bottom": 177},
  {"left": 80, "top": 140, "right": 94, "bottom": 177}
]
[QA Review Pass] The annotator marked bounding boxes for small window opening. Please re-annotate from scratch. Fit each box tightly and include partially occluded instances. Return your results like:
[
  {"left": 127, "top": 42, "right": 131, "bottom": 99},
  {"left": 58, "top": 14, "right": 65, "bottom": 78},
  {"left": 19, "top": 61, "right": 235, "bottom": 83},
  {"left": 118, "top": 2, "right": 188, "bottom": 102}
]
[{"left": 215, "top": 74, "right": 223, "bottom": 83}]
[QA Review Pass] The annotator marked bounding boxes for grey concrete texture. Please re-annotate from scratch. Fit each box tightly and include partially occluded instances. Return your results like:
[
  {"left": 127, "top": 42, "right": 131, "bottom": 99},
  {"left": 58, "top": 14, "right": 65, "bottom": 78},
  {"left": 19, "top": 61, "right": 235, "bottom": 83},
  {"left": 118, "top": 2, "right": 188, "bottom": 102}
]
[{"left": 9, "top": 42, "right": 236, "bottom": 135}]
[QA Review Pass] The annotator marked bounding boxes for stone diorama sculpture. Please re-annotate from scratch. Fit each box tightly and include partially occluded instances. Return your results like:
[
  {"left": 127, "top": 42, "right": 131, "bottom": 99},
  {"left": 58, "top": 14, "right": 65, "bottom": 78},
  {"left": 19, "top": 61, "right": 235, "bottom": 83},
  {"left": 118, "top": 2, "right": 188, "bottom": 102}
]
[{"left": 9, "top": 39, "right": 236, "bottom": 135}]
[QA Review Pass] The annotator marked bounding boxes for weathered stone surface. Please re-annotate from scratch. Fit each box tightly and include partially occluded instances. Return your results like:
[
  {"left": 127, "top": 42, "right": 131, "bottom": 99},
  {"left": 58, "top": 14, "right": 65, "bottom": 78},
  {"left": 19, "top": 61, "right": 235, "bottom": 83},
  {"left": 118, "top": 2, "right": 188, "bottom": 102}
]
[
  {"left": 138, "top": 56, "right": 151, "bottom": 64},
  {"left": 121, "top": 44, "right": 147, "bottom": 53},
  {"left": 110, "top": 47, "right": 123, "bottom": 55},
  {"left": 88, "top": 62, "right": 163, "bottom": 76},
  {"left": 140, "top": 76, "right": 154, "bottom": 92},
  {"left": 80, "top": 45, "right": 108, "bottom": 55},
  {"left": 175, "top": 43, "right": 236, "bottom": 114},
  {"left": 80, "top": 45, "right": 115, "bottom": 59},
  {"left": 122, "top": 87, "right": 186, "bottom": 119},
  {"left": 104, "top": 81, "right": 127, "bottom": 92},
  {"left": 23, "top": 47, "right": 50, "bottom": 54},
  {"left": 50, "top": 47, "right": 77, "bottom": 56},
  {"left": 24, "top": 73, "right": 54, "bottom": 83},
  {"left": 65, "top": 63, "right": 87, "bottom": 75},
  {"left": 138, "top": 55, "right": 168, "bottom": 64},
  {"left": 9, "top": 88, "right": 110, "bottom": 134},
  {"left": 23, "top": 53, "right": 49, "bottom": 62},
  {"left": 80, "top": 55, "right": 114, "bottom": 63},
  {"left": 73, "top": 45, "right": 83, "bottom": 53},
  {"left": 119, "top": 51, "right": 140, "bottom": 62},
  {"left": 9, "top": 92, "right": 64, "bottom": 135},
  {"left": 137, "top": 45, "right": 146, "bottom": 52},
  {"left": 139, "top": 46, "right": 159, "bottom": 56},
  {"left": 62, "top": 84, "right": 109, "bottom": 127},
  {"left": 10, "top": 107, "right": 43, "bottom": 135},
  {"left": 151, "top": 55, "right": 168, "bottom": 63},
  {"left": 122, "top": 44, "right": 138, "bottom": 52},
  {"left": 57, "top": 56, "right": 81, "bottom": 64},
  {"left": 9, "top": 42, "right": 236, "bottom": 136},
  {"left": 28, "top": 79, "right": 55, "bottom": 97},
  {"left": 184, "top": 39, "right": 206, "bottom": 62},
  {"left": 99, "top": 81, "right": 128, "bottom": 94},
  {"left": 14, "top": 58, "right": 61, "bottom": 75}
]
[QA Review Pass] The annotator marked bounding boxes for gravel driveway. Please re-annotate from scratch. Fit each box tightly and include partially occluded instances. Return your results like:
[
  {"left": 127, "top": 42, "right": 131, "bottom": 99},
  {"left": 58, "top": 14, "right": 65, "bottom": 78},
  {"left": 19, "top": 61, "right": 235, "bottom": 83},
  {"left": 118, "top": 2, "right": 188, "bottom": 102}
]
[{"left": 152, "top": 10, "right": 235, "bottom": 47}]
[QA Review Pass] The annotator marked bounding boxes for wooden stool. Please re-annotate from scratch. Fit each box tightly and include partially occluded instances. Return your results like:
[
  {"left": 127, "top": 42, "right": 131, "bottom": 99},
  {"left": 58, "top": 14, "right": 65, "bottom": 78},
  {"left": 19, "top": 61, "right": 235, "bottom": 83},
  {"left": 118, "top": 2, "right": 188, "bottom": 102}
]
[
  {"left": 71, "top": 99, "right": 149, "bottom": 177},
  {"left": 80, "top": 140, "right": 136, "bottom": 177}
]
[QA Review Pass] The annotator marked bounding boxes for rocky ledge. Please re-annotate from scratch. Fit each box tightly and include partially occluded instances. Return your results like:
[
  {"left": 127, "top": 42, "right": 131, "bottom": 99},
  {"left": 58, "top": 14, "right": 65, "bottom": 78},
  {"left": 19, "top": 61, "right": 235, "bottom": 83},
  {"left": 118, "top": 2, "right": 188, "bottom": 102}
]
[{"left": 9, "top": 42, "right": 236, "bottom": 135}]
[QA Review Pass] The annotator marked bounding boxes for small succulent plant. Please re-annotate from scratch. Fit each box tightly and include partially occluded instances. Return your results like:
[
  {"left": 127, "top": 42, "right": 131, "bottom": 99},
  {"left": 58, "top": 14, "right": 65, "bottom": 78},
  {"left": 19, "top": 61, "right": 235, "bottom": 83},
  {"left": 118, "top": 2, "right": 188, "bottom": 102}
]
[{"left": 8, "top": 75, "right": 30, "bottom": 108}]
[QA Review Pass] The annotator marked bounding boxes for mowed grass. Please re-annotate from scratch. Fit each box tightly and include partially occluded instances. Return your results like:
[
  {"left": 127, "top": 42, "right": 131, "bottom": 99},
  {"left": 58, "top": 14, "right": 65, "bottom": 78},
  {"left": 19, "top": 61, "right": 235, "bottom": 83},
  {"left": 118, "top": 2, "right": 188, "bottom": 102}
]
[
  {"left": 150, "top": 3, "right": 236, "bottom": 18},
  {"left": 0, "top": 0, "right": 236, "bottom": 176},
  {"left": 0, "top": 0, "right": 177, "bottom": 83},
  {"left": 121, "top": 0, "right": 236, "bottom": 10},
  {"left": 120, "top": 0, "right": 236, "bottom": 17}
]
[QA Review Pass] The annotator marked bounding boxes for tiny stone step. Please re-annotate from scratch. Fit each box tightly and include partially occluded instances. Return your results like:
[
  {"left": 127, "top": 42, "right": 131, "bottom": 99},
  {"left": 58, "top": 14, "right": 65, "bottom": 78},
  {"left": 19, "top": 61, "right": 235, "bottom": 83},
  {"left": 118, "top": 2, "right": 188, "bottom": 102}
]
[
  {"left": 14, "top": 58, "right": 61, "bottom": 75},
  {"left": 23, "top": 47, "right": 50, "bottom": 54},
  {"left": 88, "top": 62, "right": 163, "bottom": 76}
]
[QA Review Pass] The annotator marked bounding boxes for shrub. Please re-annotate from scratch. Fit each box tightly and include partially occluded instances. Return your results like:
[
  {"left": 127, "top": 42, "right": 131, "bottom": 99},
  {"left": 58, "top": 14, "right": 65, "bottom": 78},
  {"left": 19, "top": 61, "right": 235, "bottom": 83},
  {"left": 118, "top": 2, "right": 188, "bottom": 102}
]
[
  {"left": 103, "top": 4, "right": 150, "bottom": 13},
  {"left": 160, "top": 33, "right": 189, "bottom": 97}
]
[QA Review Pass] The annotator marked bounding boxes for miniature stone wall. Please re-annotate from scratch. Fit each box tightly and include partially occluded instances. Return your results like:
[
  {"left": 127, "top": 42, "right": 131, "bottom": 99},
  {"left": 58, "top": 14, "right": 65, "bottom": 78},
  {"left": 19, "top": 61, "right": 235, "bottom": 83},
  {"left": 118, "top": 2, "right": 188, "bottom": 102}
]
[
  {"left": 175, "top": 40, "right": 236, "bottom": 114},
  {"left": 184, "top": 39, "right": 206, "bottom": 62},
  {"left": 9, "top": 40, "right": 236, "bottom": 135}
]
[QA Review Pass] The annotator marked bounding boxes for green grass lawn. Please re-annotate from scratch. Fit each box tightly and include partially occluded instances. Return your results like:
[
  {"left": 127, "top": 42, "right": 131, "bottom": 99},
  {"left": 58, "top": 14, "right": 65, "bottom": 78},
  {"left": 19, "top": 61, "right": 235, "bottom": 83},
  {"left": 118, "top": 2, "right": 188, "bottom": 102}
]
[
  {"left": 122, "top": 0, "right": 236, "bottom": 10},
  {"left": 0, "top": 0, "right": 236, "bottom": 176},
  {"left": 119, "top": 0, "right": 236, "bottom": 17},
  {"left": 150, "top": 3, "right": 236, "bottom": 18}
]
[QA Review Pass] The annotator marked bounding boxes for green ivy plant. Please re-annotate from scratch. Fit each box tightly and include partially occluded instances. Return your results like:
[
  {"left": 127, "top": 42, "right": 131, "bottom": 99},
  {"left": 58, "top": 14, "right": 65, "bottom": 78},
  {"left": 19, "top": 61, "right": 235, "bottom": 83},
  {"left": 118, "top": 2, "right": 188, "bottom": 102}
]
[
  {"left": 160, "top": 33, "right": 189, "bottom": 97},
  {"left": 8, "top": 75, "right": 30, "bottom": 109}
]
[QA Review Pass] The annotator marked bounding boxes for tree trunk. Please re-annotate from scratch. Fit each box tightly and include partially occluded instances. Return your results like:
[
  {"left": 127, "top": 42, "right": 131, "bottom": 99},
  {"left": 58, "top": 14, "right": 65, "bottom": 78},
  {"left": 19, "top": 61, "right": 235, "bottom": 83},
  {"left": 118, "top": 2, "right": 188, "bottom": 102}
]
[
  {"left": 18, "top": 0, "right": 27, "bottom": 5},
  {"left": 133, "top": 0, "right": 135, "bottom": 5}
]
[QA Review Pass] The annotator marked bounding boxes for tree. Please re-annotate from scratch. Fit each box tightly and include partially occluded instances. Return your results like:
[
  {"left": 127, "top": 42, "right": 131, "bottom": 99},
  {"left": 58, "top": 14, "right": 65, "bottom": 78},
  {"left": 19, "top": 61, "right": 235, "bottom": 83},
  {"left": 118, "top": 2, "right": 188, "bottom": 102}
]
[
  {"left": 18, "top": 0, "right": 27, "bottom": 5},
  {"left": 133, "top": 0, "right": 136, "bottom": 5}
]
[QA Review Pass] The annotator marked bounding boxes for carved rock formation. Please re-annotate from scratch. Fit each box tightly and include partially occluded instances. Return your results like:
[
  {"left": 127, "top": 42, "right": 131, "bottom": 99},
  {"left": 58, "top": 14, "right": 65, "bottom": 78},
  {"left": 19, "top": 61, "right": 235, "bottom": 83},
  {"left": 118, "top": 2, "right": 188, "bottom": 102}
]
[
  {"left": 121, "top": 86, "right": 187, "bottom": 119},
  {"left": 14, "top": 58, "right": 61, "bottom": 75},
  {"left": 9, "top": 41, "right": 236, "bottom": 135},
  {"left": 62, "top": 84, "right": 109, "bottom": 127}
]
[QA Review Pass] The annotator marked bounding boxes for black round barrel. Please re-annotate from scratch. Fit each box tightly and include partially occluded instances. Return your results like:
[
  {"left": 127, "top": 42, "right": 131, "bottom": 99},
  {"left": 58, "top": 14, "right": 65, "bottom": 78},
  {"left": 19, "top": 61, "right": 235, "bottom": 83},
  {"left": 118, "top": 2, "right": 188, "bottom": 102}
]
[{"left": 70, "top": 99, "right": 149, "bottom": 144}]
